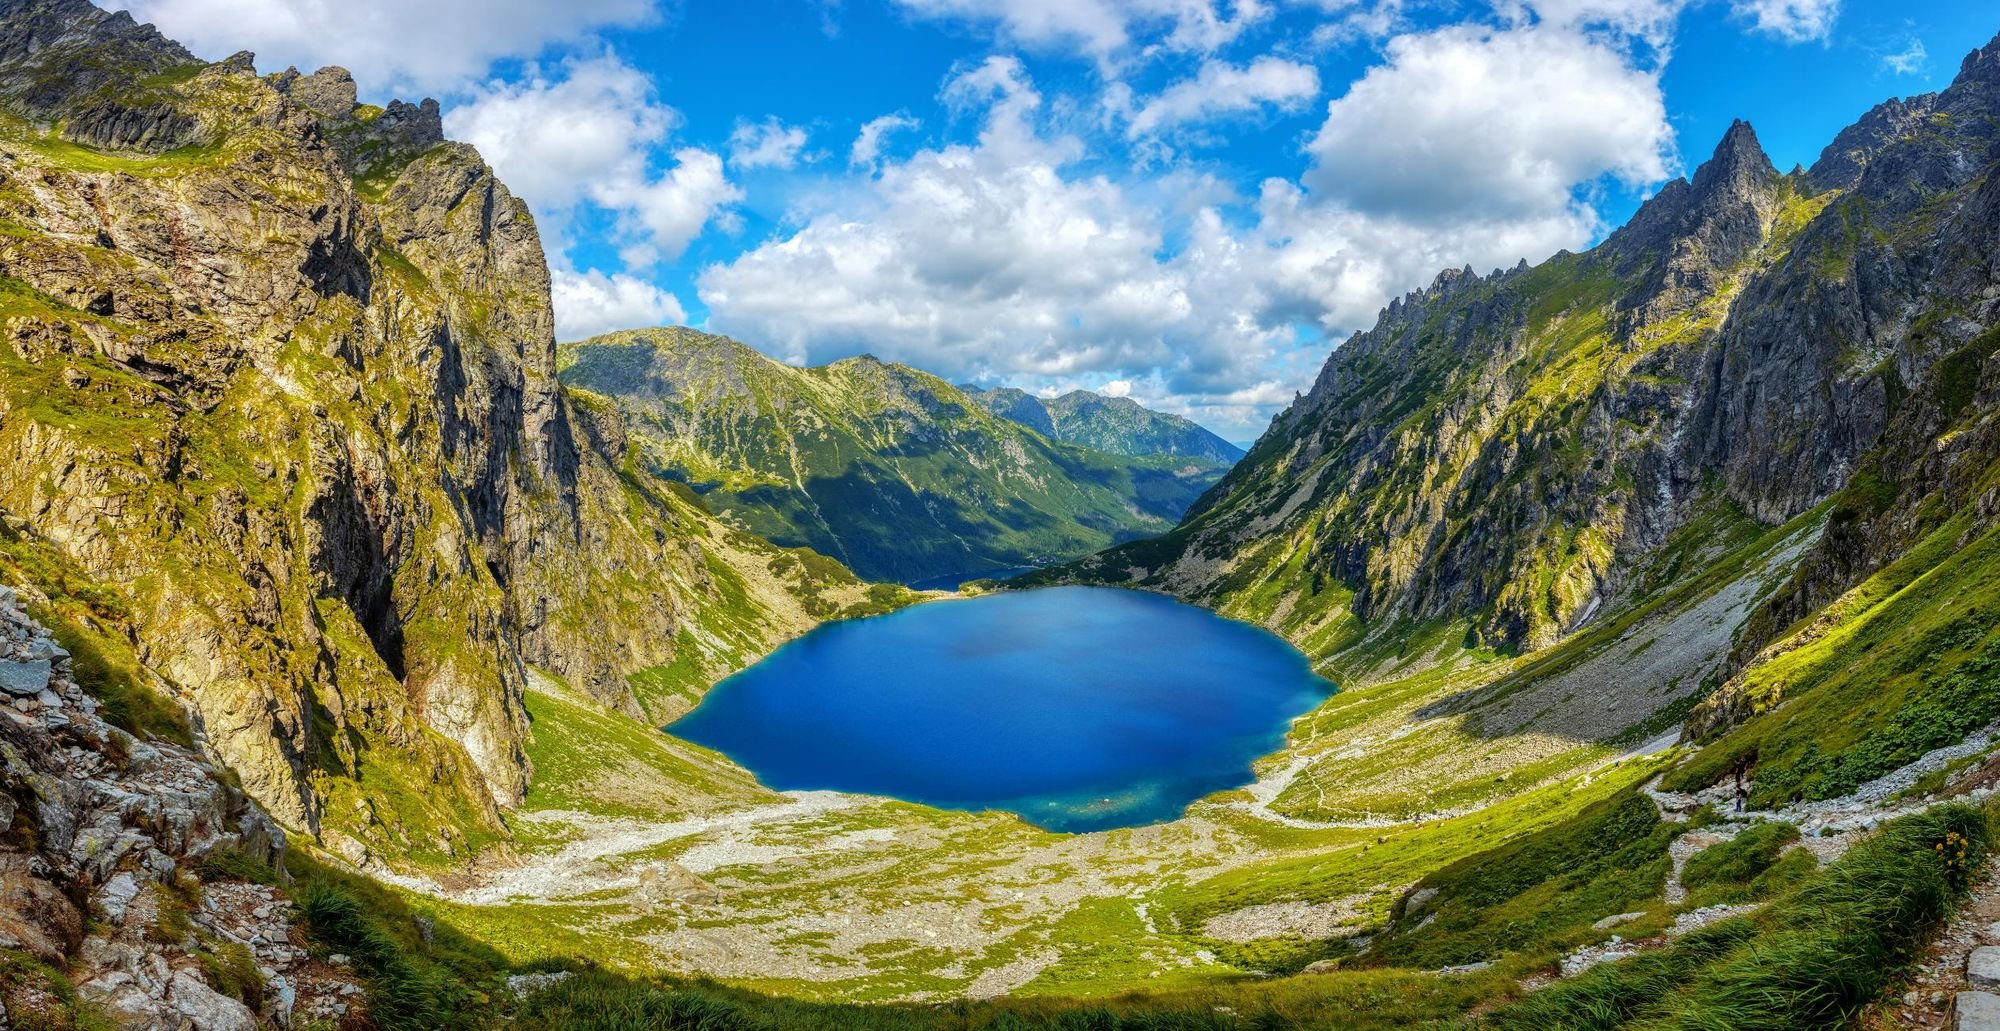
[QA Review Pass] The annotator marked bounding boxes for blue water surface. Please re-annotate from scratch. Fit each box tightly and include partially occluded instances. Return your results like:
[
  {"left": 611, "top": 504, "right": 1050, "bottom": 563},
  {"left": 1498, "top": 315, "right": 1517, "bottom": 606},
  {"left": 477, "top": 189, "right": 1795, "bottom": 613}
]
[
  {"left": 670, "top": 586, "right": 1334, "bottom": 833},
  {"left": 905, "top": 566, "right": 1038, "bottom": 592}
]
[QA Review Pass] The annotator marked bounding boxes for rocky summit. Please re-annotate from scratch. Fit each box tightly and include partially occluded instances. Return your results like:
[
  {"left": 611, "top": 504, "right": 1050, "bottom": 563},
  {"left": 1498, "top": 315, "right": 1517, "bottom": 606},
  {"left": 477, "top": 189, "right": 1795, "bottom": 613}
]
[{"left": 3, "top": 2, "right": 2000, "bottom": 1030}]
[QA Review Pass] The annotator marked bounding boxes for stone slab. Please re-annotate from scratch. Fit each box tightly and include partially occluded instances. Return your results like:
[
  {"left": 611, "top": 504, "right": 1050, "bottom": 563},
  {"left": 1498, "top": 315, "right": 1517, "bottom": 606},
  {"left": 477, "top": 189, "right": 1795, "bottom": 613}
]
[
  {"left": 1957, "top": 990, "right": 2000, "bottom": 1030},
  {"left": 1967, "top": 946, "right": 2000, "bottom": 989}
]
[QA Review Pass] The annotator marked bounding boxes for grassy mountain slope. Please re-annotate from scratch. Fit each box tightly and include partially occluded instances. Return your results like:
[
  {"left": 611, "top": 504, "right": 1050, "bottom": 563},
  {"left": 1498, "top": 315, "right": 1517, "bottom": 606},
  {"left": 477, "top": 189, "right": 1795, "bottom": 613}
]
[
  {"left": 963, "top": 386, "right": 1245, "bottom": 464},
  {"left": 1035, "top": 42, "right": 2000, "bottom": 702},
  {"left": 558, "top": 327, "right": 1229, "bottom": 583},
  {"left": 0, "top": 0, "right": 911, "bottom": 870}
]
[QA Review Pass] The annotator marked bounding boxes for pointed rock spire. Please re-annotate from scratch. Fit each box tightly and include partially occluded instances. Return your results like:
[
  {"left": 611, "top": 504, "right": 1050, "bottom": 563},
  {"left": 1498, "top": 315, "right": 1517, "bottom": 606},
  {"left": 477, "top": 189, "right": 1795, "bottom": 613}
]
[
  {"left": 1691, "top": 119, "right": 1778, "bottom": 200},
  {"left": 1604, "top": 119, "right": 1782, "bottom": 322}
]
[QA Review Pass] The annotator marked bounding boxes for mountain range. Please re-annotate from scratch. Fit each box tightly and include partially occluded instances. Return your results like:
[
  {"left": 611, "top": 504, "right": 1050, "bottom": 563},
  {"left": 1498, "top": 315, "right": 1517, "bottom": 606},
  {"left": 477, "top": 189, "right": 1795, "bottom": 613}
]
[
  {"left": 961, "top": 386, "right": 1245, "bottom": 464},
  {"left": 558, "top": 326, "right": 1235, "bottom": 584},
  {"left": 2, "top": 1, "right": 2000, "bottom": 1028}
]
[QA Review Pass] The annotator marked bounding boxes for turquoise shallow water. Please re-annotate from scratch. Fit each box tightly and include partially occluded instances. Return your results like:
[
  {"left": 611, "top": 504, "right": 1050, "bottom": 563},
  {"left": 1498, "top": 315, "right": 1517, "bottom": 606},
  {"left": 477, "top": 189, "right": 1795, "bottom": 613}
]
[{"left": 670, "top": 586, "right": 1335, "bottom": 833}]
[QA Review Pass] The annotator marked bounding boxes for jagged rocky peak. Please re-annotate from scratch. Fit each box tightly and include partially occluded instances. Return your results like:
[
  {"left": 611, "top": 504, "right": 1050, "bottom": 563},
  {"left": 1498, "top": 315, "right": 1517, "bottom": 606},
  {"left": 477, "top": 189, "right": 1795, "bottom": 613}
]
[
  {"left": 1614, "top": 119, "right": 1779, "bottom": 253},
  {"left": 0, "top": 0, "right": 194, "bottom": 103},
  {"left": 1959, "top": 29, "right": 2000, "bottom": 84},
  {"left": 269, "top": 61, "right": 445, "bottom": 175},
  {"left": 1606, "top": 118, "right": 1781, "bottom": 320},
  {"left": 0, "top": 0, "right": 204, "bottom": 151},
  {"left": 1809, "top": 94, "right": 1940, "bottom": 191},
  {"left": 1693, "top": 119, "right": 1780, "bottom": 200}
]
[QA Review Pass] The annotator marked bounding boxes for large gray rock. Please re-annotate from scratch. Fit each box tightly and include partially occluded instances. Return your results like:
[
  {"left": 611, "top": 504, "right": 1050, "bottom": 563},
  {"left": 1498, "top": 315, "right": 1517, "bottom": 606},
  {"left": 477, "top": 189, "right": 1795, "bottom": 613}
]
[
  {"left": 97, "top": 872, "right": 141, "bottom": 924},
  {"left": 1958, "top": 991, "right": 2000, "bottom": 1030},
  {"left": 167, "top": 968, "right": 257, "bottom": 1031},
  {"left": 289, "top": 65, "right": 356, "bottom": 117},
  {"left": 0, "top": 657, "right": 50, "bottom": 696},
  {"left": 1968, "top": 946, "right": 2000, "bottom": 988}
]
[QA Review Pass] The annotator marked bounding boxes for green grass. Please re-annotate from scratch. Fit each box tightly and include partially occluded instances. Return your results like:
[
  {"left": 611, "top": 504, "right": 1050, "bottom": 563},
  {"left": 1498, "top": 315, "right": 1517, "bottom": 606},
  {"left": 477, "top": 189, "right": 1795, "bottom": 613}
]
[
  {"left": 290, "top": 854, "right": 511, "bottom": 1031},
  {"left": 1679, "top": 821, "right": 1800, "bottom": 895},
  {"left": 1364, "top": 791, "right": 1676, "bottom": 972},
  {"left": 520, "top": 673, "right": 772, "bottom": 821},
  {"left": 1484, "top": 801, "right": 1990, "bottom": 1029},
  {"left": 1669, "top": 517, "right": 2000, "bottom": 804},
  {"left": 506, "top": 966, "right": 1509, "bottom": 1030},
  {"left": 0, "top": 949, "right": 116, "bottom": 1031}
]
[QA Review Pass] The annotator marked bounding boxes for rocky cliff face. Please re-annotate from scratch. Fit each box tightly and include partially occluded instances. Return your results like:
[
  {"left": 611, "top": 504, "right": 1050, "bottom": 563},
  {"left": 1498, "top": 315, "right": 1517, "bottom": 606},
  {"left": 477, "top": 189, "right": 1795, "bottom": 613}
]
[
  {"left": 963, "top": 387, "right": 1244, "bottom": 464},
  {"left": 1050, "top": 36, "right": 2000, "bottom": 683},
  {"left": 559, "top": 327, "right": 1230, "bottom": 583},
  {"left": 0, "top": 0, "right": 893, "bottom": 870}
]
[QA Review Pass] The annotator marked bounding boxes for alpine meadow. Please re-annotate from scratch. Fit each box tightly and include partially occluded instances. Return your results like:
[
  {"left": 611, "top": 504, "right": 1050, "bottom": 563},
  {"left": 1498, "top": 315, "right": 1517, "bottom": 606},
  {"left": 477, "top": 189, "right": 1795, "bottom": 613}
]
[{"left": 5, "top": 1, "right": 2000, "bottom": 1029}]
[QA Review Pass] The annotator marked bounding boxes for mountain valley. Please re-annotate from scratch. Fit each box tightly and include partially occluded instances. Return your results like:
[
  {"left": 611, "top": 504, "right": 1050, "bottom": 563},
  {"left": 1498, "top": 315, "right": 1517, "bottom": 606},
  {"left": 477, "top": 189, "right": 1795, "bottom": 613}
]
[
  {"left": 1, "top": 2, "right": 1999, "bottom": 1030},
  {"left": 559, "top": 328, "right": 1235, "bottom": 584}
]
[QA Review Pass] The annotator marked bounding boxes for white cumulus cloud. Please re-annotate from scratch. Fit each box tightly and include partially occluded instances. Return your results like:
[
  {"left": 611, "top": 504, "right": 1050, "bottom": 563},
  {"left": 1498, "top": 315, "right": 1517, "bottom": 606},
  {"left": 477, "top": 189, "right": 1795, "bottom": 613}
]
[
  {"left": 1302, "top": 23, "right": 1675, "bottom": 225},
  {"left": 852, "top": 113, "right": 922, "bottom": 168},
  {"left": 107, "top": 0, "right": 658, "bottom": 97},
  {"left": 1125, "top": 56, "right": 1320, "bottom": 137},
  {"left": 887, "top": 0, "right": 1269, "bottom": 60},
  {"left": 698, "top": 35, "right": 1670, "bottom": 437},
  {"left": 1729, "top": 0, "right": 1839, "bottom": 43},
  {"left": 728, "top": 119, "right": 812, "bottom": 170},
  {"left": 551, "top": 268, "right": 687, "bottom": 341},
  {"left": 1514, "top": 0, "right": 1688, "bottom": 43},
  {"left": 447, "top": 56, "right": 740, "bottom": 267}
]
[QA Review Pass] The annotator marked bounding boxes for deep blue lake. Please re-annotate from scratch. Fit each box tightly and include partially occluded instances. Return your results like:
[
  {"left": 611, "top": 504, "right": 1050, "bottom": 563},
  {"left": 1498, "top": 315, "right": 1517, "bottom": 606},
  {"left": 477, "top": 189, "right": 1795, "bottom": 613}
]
[{"left": 670, "top": 586, "right": 1334, "bottom": 833}]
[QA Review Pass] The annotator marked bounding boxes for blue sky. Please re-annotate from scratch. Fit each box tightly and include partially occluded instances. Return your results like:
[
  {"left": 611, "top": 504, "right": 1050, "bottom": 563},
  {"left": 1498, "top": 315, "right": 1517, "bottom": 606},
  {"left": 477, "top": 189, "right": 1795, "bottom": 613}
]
[{"left": 114, "top": 0, "right": 2000, "bottom": 438}]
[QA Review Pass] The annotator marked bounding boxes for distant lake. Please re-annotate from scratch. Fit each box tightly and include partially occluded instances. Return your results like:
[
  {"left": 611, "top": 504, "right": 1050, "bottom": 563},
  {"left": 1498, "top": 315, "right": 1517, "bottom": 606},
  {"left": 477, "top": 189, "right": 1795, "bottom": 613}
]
[
  {"left": 905, "top": 566, "right": 1038, "bottom": 592},
  {"left": 670, "top": 586, "right": 1334, "bottom": 833}
]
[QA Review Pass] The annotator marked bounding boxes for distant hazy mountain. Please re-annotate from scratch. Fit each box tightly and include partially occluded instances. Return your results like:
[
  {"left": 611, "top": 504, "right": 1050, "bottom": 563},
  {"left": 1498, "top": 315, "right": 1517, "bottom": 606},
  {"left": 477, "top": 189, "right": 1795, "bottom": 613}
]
[
  {"left": 963, "top": 387, "right": 1245, "bottom": 464},
  {"left": 558, "top": 328, "right": 1233, "bottom": 583}
]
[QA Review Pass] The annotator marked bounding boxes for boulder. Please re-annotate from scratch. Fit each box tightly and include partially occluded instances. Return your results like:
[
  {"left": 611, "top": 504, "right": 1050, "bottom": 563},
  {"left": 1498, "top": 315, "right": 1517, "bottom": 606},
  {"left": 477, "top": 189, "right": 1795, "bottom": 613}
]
[
  {"left": 0, "top": 657, "right": 51, "bottom": 696},
  {"left": 167, "top": 968, "right": 258, "bottom": 1031},
  {"left": 1593, "top": 911, "right": 1648, "bottom": 931},
  {"left": 289, "top": 65, "right": 357, "bottom": 118}
]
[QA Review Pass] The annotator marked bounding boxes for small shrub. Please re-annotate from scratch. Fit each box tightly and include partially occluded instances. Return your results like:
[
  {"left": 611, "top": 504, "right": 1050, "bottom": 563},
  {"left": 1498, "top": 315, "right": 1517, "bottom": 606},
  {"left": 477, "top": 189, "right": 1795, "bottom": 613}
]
[
  {"left": 147, "top": 876, "right": 201, "bottom": 945},
  {"left": 197, "top": 941, "right": 264, "bottom": 1010}
]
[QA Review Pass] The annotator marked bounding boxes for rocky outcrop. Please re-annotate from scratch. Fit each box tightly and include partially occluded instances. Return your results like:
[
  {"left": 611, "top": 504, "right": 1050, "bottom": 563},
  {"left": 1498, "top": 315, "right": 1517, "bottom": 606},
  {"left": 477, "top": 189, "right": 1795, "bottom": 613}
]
[{"left": 0, "top": 584, "right": 368, "bottom": 1030}]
